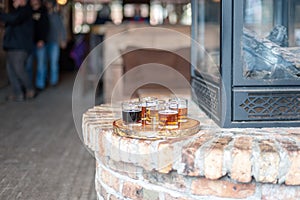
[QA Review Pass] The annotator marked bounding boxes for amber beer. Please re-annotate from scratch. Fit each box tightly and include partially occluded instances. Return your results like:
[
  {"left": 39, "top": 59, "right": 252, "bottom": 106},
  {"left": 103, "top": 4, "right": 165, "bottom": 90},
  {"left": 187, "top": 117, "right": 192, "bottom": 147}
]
[
  {"left": 158, "top": 110, "right": 178, "bottom": 129},
  {"left": 148, "top": 108, "right": 159, "bottom": 124},
  {"left": 140, "top": 97, "right": 158, "bottom": 125},
  {"left": 169, "top": 98, "right": 188, "bottom": 123},
  {"left": 146, "top": 99, "right": 158, "bottom": 124},
  {"left": 140, "top": 102, "right": 147, "bottom": 125},
  {"left": 178, "top": 106, "right": 188, "bottom": 122}
]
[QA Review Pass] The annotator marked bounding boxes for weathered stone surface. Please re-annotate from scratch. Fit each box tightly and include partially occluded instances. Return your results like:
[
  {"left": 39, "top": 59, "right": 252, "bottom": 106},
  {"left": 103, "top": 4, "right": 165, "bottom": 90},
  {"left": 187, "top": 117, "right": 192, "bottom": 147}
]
[
  {"left": 191, "top": 178, "right": 256, "bottom": 198},
  {"left": 136, "top": 140, "right": 155, "bottom": 171},
  {"left": 157, "top": 142, "right": 174, "bottom": 173},
  {"left": 108, "top": 194, "right": 120, "bottom": 200},
  {"left": 142, "top": 189, "right": 160, "bottom": 200},
  {"left": 107, "top": 159, "right": 141, "bottom": 180},
  {"left": 101, "top": 168, "right": 120, "bottom": 192},
  {"left": 96, "top": 180, "right": 108, "bottom": 200},
  {"left": 110, "top": 133, "right": 122, "bottom": 162},
  {"left": 231, "top": 136, "right": 253, "bottom": 183},
  {"left": 285, "top": 150, "right": 300, "bottom": 185},
  {"left": 182, "top": 133, "right": 213, "bottom": 176},
  {"left": 164, "top": 193, "right": 194, "bottom": 200},
  {"left": 122, "top": 181, "right": 143, "bottom": 200},
  {"left": 204, "top": 136, "right": 232, "bottom": 179},
  {"left": 204, "top": 147, "right": 223, "bottom": 180},
  {"left": 143, "top": 171, "right": 187, "bottom": 192},
  {"left": 83, "top": 105, "right": 300, "bottom": 200},
  {"left": 255, "top": 139, "right": 280, "bottom": 183},
  {"left": 261, "top": 184, "right": 300, "bottom": 200}
]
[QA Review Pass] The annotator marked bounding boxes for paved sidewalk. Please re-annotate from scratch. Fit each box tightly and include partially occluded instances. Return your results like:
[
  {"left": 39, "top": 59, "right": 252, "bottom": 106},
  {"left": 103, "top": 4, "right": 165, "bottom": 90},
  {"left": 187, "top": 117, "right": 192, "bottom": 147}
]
[{"left": 0, "top": 72, "right": 96, "bottom": 200}]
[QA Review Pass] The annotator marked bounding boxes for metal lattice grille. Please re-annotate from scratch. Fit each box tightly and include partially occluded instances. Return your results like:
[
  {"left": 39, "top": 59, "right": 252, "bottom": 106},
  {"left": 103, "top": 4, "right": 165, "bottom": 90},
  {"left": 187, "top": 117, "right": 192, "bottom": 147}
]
[
  {"left": 191, "top": 78, "right": 219, "bottom": 118},
  {"left": 239, "top": 93, "right": 300, "bottom": 119}
]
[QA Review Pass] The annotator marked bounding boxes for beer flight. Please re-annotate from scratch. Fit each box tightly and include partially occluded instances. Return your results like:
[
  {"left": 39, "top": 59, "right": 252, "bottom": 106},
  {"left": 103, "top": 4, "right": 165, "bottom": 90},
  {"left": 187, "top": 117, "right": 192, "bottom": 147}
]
[{"left": 122, "top": 97, "right": 188, "bottom": 129}]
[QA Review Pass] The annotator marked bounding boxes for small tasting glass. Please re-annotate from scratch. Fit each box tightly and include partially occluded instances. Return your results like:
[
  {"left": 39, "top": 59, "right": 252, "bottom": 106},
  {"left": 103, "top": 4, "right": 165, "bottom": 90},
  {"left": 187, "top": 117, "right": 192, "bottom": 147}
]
[
  {"left": 159, "top": 102, "right": 178, "bottom": 129},
  {"left": 169, "top": 97, "right": 188, "bottom": 123},
  {"left": 140, "top": 97, "right": 157, "bottom": 125},
  {"left": 121, "top": 101, "right": 141, "bottom": 126}
]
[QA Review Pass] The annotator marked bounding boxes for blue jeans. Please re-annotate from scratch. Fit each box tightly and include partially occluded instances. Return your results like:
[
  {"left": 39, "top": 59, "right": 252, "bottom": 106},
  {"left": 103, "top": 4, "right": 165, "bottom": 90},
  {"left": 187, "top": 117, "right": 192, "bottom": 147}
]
[
  {"left": 27, "top": 45, "right": 47, "bottom": 89},
  {"left": 46, "top": 42, "right": 60, "bottom": 86}
]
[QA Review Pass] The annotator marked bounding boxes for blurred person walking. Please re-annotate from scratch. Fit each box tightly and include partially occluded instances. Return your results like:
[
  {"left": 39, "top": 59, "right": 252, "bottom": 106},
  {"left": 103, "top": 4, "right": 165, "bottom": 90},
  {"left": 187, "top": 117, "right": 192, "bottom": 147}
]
[
  {"left": 45, "top": 0, "right": 66, "bottom": 87},
  {"left": 0, "top": 0, "right": 35, "bottom": 101},
  {"left": 27, "top": 0, "right": 49, "bottom": 91}
]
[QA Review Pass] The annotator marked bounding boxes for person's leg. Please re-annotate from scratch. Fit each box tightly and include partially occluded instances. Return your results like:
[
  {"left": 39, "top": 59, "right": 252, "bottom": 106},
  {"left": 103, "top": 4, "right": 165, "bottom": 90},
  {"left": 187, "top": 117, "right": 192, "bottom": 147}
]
[
  {"left": 6, "top": 51, "right": 25, "bottom": 101},
  {"left": 35, "top": 46, "right": 47, "bottom": 90},
  {"left": 25, "top": 52, "right": 34, "bottom": 82},
  {"left": 14, "top": 51, "right": 34, "bottom": 92},
  {"left": 47, "top": 42, "right": 60, "bottom": 86}
]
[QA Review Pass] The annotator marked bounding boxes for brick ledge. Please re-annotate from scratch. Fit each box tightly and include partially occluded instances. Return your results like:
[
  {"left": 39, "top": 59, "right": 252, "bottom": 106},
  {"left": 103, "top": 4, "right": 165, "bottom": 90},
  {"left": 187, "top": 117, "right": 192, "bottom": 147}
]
[{"left": 82, "top": 105, "right": 300, "bottom": 185}]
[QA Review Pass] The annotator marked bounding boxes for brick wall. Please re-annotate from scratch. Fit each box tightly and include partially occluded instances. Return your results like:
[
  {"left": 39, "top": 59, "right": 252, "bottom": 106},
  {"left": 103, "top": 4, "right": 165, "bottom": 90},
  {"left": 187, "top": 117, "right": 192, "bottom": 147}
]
[{"left": 83, "top": 105, "right": 300, "bottom": 200}]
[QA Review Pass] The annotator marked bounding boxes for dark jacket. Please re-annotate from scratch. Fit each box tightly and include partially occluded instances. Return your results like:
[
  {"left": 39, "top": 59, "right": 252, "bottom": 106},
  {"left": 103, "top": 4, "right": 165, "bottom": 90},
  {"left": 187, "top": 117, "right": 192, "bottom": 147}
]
[
  {"left": 47, "top": 12, "right": 66, "bottom": 44},
  {"left": 32, "top": 6, "right": 49, "bottom": 43},
  {"left": 0, "top": 4, "right": 34, "bottom": 52}
]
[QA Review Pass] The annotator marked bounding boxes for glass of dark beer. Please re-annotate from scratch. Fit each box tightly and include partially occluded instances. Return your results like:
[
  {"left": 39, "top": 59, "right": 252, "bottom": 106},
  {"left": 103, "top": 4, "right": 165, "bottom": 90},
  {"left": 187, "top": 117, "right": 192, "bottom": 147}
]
[{"left": 122, "top": 101, "right": 141, "bottom": 126}]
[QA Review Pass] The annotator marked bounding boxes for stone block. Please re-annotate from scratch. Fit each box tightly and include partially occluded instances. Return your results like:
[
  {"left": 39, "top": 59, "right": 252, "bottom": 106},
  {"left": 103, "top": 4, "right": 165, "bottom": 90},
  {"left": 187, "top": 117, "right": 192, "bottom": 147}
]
[
  {"left": 157, "top": 142, "right": 174, "bottom": 173},
  {"left": 142, "top": 189, "right": 160, "bottom": 200},
  {"left": 278, "top": 138, "right": 300, "bottom": 185},
  {"left": 96, "top": 179, "right": 108, "bottom": 200},
  {"left": 181, "top": 133, "right": 213, "bottom": 176},
  {"left": 122, "top": 181, "right": 143, "bottom": 200},
  {"left": 97, "top": 131, "right": 106, "bottom": 156},
  {"left": 231, "top": 136, "right": 253, "bottom": 183},
  {"left": 110, "top": 133, "right": 121, "bottom": 162},
  {"left": 101, "top": 168, "right": 120, "bottom": 192},
  {"left": 108, "top": 159, "right": 140, "bottom": 180},
  {"left": 108, "top": 194, "right": 120, "bottom": 200},
  {"left": 285, "top": 150, "right": 300, "bottom": 185},
  {"left": 181, "top": 148, "right": 200, "bottom": 176},
  {"left": 191, "top": 178, "right": 256, "bottom": 198},
  {"left": 143, "top": 171, "right": 187, "bottom": 192},
  {"left": 204, "top": 147, "right": 223, "bottom": 180},
  {"left": 204, "top": 136, "right": 232, "bottom": 179},
  {"left": 136, "top": 140, "right": 155, "bottom": 171},
  {"left": 114, "top": 137, "right": 141, "bottom": 165},
  {"left": 261, "top": 184, "right": 300, "bottom": 200},
  {"left": 254, "top": 139, "right": 280, "bottom": 183},
  {"left": 102, "top": 131, "right": 113, "bottom": 159}
]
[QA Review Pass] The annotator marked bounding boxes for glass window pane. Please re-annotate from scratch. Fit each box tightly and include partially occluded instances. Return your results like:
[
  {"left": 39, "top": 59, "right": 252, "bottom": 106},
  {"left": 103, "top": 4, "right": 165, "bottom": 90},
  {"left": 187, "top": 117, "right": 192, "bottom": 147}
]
[
  {"left": 242, "top": 0, "right": 300, "bottom": 80},
  {"left": 290, "top": 1, "right": 300, "bottom": 46},
  {"left": 195, "top": 0, "right": 221, "bottom": 81},
  {"left": 244, "top": 0, "right": 274, "bottom": 37}
]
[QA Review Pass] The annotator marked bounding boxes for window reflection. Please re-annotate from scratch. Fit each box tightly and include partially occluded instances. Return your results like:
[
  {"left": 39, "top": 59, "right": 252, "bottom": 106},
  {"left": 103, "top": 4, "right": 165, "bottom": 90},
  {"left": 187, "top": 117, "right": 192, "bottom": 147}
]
[
  {"left": 195, "top": 0, "right": 221, "bottom": 81},
  {"left": 244, "top": 0, "right": 274, "bottom": 37},
  {"left": 72, "top": 0, "right": 192, "bottom": 34},
  {"left": 242, "top": 0, "right": 300, "bottom": 80}
]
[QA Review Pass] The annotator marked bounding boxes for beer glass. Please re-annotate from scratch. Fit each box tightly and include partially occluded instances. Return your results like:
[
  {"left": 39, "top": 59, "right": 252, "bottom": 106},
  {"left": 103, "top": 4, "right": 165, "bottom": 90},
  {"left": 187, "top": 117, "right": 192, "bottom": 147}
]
[
  {"left": 159, "top": 102, "right": 178, "bottom": 129},
  {"left": 140, "top": 97, "right": 157, "bottom": 125},
  {"left": 148, "top": 100, "right": 166, "bottom": 125},
  {"left": 158, "top": 110, "right": 178, "bottom": 129},
  {"left": 122, "top": 101, "right": 141, "bottom": 125},
  {"left": 169, "top": 97, "right": 188, "bottom": 122}
]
